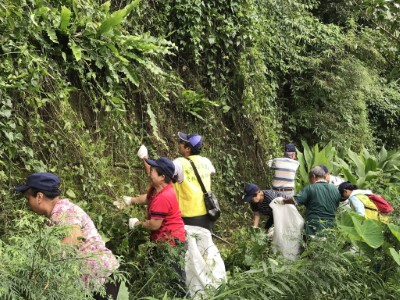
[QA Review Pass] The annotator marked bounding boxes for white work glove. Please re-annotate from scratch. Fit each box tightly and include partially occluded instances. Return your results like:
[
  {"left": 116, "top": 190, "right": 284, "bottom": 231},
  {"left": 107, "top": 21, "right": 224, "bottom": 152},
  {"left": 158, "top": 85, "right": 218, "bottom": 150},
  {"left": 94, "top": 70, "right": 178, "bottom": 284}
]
[
  {"left": 267, "top": 159, "right": 273, "bottom": 167},
  {"left": 128, "top": 217, "right": 140, "bottom": 229},
  {"left": 122, "top": 196, "right": 132, "bottom": 205},
  {"left": 137, "top": 145, "right": 148, "bottom": 159},
  {"left": 274, "top": 197, "right": 285, "bottom": 205}
]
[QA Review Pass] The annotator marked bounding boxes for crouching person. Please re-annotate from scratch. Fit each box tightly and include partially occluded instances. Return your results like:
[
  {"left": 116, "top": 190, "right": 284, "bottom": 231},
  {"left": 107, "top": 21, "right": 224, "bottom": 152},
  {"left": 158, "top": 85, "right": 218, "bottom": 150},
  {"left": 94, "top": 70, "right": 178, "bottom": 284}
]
[
  {"left": 124, "top": 157, "right": 187, "bottom": 296},
  {"left": 15, "top": 173, "right": 120, "bottom": 300}
]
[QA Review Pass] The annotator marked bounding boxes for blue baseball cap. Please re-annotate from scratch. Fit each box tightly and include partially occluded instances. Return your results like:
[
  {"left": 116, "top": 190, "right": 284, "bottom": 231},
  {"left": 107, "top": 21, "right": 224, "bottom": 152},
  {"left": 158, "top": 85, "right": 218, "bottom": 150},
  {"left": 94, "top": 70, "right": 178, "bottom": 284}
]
[
  {"left": 178, "top": 132, "right": 203, "bottom": 151},
  {"left": 285, "top": 144, "right": 296, "bottom": 152},
  {"left": 15, "top": 173, "right": 61, "bottom": 193},
  {"left": 145, "top": 157, "right": 175, "bottom": 179},
  {"left": 243, "top": 183, "right": 259, "bottom": 203}
]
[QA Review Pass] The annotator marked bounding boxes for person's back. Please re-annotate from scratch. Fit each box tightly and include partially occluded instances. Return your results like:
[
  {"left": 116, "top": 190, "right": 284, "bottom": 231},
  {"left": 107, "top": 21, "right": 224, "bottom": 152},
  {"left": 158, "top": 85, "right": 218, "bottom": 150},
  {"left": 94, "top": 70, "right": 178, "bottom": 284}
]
[
  {"left": 299, "top": 182, "right": 340, "bottom": 222},
  {"left": 173, "top": 132, "right": 215, "bottom": 231},
  {"left": 293, "top": 167, "right": 341, "bottom": 236},
  {"left": 271, "top": 144, "right": 299, "bottom": 197}
]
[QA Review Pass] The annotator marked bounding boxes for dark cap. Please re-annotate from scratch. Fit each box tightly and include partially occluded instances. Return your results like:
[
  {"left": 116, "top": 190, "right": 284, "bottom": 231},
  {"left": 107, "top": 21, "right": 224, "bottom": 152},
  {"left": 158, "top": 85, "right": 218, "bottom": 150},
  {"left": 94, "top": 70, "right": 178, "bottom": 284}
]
[
  {"left": 15, "top": 173, "right": 61, "bottom": 193},
  {"left": 285, "top": 144, "right": 296, "bottom": 152},
  {"left": 178, "top": 132, "right": 203, "bottom": 152},
  {"left": 242, "top": 183, "right": 259, "bottom": 203},
  {"left": 320, "top": 165, "right": 329, "bottom": 174},
  {"left": 145, "top": 157, "right": 175, "bottom": 179}
]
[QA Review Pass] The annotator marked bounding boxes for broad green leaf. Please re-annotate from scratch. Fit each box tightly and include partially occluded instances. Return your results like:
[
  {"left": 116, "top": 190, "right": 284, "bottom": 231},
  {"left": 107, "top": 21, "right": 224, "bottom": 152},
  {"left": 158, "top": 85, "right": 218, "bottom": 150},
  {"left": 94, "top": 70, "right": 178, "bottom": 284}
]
[
  {"left": 388, "top": 223, "right": 400, "bottom": 242},
  {"left": 352, "top": 217, "right": 384, "bottom": 249},
  {"left": 69, "top": 41, "right": 82, "bottom": 61},
  {"left": 59, "top": 6, "right": 71, "bottom": 31},
  {"left": 389, "top": 248, "right": 400, "bottom": 265},
  {"left": 338, "top": 225, "right": 362, "bottom": 242},
  {"left": 348, "top": 149, "right": 365, "bottom": 177}
]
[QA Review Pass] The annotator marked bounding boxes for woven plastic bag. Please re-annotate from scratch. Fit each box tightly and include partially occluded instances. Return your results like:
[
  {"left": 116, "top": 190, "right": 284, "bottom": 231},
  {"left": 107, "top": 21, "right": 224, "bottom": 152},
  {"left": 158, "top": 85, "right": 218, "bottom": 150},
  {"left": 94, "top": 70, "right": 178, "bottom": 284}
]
[
  {"left": 270, "top": 198, "right": 304, "bottom": 260},
  {"left": 184, "top": 225, "right": 226, "bottom": 298}
]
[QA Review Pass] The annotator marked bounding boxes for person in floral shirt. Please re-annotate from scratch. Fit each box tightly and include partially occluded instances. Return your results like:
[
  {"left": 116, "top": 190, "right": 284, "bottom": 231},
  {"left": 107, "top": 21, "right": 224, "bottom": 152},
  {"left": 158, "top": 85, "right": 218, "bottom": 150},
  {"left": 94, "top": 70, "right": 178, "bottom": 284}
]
[{"left": 15, "top": 173, "right": 120, "bottom": 300}]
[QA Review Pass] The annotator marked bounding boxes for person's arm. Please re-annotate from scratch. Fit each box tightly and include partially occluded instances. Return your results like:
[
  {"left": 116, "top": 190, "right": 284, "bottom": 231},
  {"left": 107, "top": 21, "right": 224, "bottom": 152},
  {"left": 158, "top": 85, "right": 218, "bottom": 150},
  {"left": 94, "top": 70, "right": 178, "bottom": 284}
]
[
  {"left": 142, "top": 159, "right": 151, "bottom": 176},
  {"left": 62, "top": 225, "right": 83, "bottom": 245},
  {"left": 129, "top": 194, "right": 148, "bottom": 205},
  {"left": 253, "top": 212, "right": 261, "bottom": 228},
  {"left": 265, "top": 214, "right": 274, "bottom": 230},
  {"left": 140, "top": 219, "right": 163, "bottom": 231},
  {"left": 349, "top": 195, "right": 365, "bottom": 216}
]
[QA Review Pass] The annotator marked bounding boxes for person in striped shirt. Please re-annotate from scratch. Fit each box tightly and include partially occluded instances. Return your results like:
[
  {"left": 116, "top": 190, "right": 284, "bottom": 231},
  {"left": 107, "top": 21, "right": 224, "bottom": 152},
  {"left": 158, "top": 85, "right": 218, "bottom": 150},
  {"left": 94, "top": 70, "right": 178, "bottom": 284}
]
[{"left": 270, "top": 144, "right": 300, "bottom": 197}]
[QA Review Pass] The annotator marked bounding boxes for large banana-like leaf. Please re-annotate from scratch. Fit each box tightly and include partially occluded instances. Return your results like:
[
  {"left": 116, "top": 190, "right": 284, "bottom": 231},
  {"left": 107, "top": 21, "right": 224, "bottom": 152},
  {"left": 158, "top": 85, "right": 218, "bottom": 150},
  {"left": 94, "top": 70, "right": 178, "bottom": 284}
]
[
  {"left": 348, "top": 149, "right": 365, "bottom": 177},
  {"left": 302, "top": 140, "right": 313, "bottom": 170},
  {"left": 364, "top": 157, "right": 378, "bottom": 173}
]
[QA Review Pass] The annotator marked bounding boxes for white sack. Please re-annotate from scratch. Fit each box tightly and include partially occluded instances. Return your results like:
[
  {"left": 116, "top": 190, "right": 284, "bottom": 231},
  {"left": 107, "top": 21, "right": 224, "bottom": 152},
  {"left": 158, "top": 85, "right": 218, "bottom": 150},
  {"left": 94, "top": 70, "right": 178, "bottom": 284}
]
[
  {"left": 270, "top": 198, "right": 304, "bottom": 260},
  {"left": 184, "top": 225, "right": 226, "bottom": 298}
]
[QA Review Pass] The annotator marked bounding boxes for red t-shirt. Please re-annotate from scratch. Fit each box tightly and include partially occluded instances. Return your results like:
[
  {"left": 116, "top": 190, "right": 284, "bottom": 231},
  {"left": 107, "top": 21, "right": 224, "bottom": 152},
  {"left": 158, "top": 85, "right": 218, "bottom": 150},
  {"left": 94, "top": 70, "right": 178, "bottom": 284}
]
[{"left": 147, "top": 183, "right": 186, "bottom": 244}]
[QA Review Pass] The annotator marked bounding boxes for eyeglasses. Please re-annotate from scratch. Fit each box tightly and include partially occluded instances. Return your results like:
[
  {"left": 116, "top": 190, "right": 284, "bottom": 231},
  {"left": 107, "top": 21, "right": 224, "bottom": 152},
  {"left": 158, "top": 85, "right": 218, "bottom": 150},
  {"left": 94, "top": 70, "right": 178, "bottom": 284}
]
[{"left": 252, "top": 191, "right": 259, "bottom": 197}]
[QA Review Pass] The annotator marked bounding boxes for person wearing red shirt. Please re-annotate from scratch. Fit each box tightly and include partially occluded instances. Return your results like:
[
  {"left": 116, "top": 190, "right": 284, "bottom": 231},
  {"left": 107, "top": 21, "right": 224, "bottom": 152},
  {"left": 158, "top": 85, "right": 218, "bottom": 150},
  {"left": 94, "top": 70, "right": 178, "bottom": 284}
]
[{"left": 127, "top": 157, "right": 185, "bottom": 245}]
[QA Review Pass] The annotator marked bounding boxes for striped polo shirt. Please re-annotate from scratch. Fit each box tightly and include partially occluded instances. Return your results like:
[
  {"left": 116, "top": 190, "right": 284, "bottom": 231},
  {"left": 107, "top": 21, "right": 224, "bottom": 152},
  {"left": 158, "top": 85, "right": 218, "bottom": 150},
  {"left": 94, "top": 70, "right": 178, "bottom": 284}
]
[{"left": 271, "top": 157, "right": 299, "bottom": 189}]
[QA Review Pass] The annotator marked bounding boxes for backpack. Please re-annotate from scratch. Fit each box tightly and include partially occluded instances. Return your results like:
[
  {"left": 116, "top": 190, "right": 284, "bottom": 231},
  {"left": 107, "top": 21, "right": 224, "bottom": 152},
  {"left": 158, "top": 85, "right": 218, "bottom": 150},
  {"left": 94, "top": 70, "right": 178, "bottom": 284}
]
[{"left": 367, "top": 194, "right": 394, "bottom": 214}]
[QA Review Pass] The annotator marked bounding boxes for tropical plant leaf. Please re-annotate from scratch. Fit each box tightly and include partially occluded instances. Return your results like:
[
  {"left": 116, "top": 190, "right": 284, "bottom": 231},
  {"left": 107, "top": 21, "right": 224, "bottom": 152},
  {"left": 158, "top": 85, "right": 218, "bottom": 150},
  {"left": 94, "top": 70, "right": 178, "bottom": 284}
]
[
  {"left": 97, "top": 0, "right": 140, "bottom": 36},
  {"left": 387, "top": 223, "right": 400, "bottom": 242},
  {"left": 59, "top": 6, "right": 71, "bottom": 32},
  {"left": 69, "top": 40, "right": 82, "bottom": 61},
  {"left": 121, "top": 66, "right": 139, "bottom": 86},
  {"left": 352, "top": 217, "right": 384, "bottom": 249},
  {"left": 46, "top": 28, "right": 58, "bottom": 43},
  {"left": 389, "top": 248, "right": 400, "bottom": 266}
]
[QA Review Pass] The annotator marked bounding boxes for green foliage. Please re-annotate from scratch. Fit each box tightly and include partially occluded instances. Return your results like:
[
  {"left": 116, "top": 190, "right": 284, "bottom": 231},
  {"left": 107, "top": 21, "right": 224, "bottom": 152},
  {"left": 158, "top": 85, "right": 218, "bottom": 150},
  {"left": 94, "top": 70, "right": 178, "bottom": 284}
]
[
  {"left": 1, "top": 0, "right": 400, "bottom": 298},
  {"left": 296, "top": 140, "right": 338, "bottom": 189},
  {"left": 337, "top": 211, "right": 400, "bottom": 276},
  {"left": 0, "top": 212, "right": 101, "bottom": 299},
  {"left": 223, "top": 227, "right": 271, "bottom": 271},
  {"left": 336, "top": 146, "right": 400, "bottom": 188}
]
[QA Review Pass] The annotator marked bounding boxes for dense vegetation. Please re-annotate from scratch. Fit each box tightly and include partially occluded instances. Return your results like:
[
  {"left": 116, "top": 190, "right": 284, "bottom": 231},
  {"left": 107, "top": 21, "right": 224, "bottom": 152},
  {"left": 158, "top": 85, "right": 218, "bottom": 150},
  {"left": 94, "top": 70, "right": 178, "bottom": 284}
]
[{"left": 1, "top": 0, "right": 400, "bottom": 298}]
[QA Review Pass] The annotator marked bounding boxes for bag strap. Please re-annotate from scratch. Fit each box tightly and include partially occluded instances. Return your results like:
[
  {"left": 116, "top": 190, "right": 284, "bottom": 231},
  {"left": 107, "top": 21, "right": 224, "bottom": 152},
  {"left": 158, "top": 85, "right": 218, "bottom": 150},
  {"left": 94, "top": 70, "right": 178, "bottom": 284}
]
[{"left": 186, "top": 158, "right": 207, "bottom": 194}]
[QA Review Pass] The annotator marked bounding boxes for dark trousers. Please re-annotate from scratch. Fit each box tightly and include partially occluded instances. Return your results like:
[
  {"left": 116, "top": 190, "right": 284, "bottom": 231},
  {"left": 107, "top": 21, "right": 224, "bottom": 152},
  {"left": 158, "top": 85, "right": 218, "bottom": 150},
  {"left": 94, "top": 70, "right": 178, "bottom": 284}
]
[{"left": 182, "top": 214, "right": 213, "bottom": 231}]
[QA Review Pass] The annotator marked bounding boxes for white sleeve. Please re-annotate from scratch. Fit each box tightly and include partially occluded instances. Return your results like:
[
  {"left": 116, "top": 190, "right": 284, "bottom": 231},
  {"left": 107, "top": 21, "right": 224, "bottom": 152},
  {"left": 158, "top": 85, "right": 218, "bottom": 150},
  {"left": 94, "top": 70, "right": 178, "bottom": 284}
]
[
  {"left": 173, "top": 158, "right": 184, "bottom": 183},
  {"left": 205, "top": 158, "right": 216, "bottom": 174}
]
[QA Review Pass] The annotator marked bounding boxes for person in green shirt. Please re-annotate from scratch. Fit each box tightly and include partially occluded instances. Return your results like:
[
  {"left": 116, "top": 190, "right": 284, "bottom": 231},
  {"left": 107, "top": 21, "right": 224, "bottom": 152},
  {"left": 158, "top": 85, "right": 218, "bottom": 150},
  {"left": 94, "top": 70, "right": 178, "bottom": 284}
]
[{"left": 278, "top": 166, "right": 341, "bottom": 236}]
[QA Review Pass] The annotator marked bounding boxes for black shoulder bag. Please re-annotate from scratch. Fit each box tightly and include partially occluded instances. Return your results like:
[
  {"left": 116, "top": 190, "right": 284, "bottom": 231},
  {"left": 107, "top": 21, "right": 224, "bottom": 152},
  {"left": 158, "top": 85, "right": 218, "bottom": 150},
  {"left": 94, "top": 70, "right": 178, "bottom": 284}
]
[{"left": 187, "top": 158, "right": 221, "bottom": 221}]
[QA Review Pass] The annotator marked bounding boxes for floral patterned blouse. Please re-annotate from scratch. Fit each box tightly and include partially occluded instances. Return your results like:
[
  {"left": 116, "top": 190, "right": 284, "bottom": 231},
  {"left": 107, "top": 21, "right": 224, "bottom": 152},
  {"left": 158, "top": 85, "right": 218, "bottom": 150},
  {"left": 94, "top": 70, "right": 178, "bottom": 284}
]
[{"left": 50, "top": 199, "right": 119, "bottom": 286}]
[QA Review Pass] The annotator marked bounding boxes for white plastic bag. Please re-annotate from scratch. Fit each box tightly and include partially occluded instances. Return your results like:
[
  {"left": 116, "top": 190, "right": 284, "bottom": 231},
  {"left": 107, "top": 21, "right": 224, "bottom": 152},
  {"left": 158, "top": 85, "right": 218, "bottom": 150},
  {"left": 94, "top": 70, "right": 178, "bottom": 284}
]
[
  {"left": 184, "top": 225, "right": 226, "bottom": 299},
  {"left": 270, "top": 198, "right": 304, "bottom": 260}
]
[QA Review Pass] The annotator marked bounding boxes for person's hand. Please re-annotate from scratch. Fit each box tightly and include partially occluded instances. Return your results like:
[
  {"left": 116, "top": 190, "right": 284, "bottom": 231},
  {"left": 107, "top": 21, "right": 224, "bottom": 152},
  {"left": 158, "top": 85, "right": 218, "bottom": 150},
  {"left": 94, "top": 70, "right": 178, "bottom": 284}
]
[
  {"left": 112, "top": 196, "right": 132, "bottom": 209},
  {"left": 274, "top": 197, "right": 285, "bottom": 205},
  {"left": 137, "top": 145, "right": 148, "bottom": 159},
  {"left": 267, "top": 159, "right": 273, "bottom": 167},
  {"left": 128, "top": 217, "right": 140, "bottom": 229}
]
